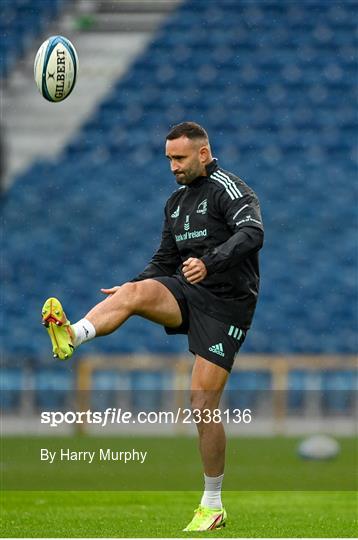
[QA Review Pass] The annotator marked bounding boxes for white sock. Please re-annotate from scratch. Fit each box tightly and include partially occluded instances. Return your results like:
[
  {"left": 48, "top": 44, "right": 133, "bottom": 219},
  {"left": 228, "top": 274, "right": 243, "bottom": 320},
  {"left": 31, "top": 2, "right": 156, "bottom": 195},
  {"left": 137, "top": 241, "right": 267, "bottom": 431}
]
[
  {"left": 200, "top": 473, "right": 224, "bottom": 509},
  {"left": 71, "top": 318, "right": 96, "bottom": 348}
]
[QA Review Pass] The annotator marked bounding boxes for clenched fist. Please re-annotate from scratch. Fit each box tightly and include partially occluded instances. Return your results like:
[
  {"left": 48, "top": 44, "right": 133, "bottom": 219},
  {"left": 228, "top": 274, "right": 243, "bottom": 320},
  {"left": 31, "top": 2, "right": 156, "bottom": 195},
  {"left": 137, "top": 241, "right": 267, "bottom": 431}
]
[{"left": 182, "top": 257, "right": 207, "bottom": 284}]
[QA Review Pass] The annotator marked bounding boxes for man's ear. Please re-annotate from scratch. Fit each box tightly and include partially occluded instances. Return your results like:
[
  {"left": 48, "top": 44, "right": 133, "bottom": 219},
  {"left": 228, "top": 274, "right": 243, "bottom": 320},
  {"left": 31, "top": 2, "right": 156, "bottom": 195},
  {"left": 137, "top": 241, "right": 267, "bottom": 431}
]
[{"left": 199, "top": 145, "right": 210, "bottom": 163}]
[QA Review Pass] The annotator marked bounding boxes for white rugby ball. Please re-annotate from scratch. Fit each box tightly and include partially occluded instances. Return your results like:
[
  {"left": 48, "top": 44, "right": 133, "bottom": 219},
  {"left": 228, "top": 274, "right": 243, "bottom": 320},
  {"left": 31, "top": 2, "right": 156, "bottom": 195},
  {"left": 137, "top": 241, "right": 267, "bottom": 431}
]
[
  {"left": 34, "top": 35, "right": 78, "bottom": 102},
  {"left": 298, "top": 435, "right": 340, "bottom": 460}
]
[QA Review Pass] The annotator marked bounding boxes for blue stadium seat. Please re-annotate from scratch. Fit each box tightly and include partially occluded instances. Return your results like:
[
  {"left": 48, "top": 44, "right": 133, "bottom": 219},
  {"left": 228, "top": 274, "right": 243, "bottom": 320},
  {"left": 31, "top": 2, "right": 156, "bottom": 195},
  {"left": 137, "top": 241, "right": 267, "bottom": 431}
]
[
  {"left": 0, "top": 0, "right": 65, "bottom": 79},
  {"left": 1, "top": 0, "right": 357, "bottom": 359},
  {"left": 130, "top": 371, "right": 167, "bottom": 411},
  {"left": 226, "top": 371, "right": 271, "bottom": 409},
  {"left": 33, "top": 368, "right": 73, "bottom": 409},
  {"left": 321, "top": 370, "right": 357, "bottom": 413},
  {"left": 0, "top": 368, "right": 24, "bottom": 410}
]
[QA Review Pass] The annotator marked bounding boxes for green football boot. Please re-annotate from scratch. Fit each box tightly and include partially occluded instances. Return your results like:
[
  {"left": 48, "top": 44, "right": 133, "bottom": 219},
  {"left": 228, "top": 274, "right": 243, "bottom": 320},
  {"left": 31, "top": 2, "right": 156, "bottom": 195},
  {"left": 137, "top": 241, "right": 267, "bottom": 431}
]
[
  {"left": 183, "top": 506, "right": 227, "bottom": 532},
  {"left": 41, "top": 297, "right": 75, "bottom": 360}
]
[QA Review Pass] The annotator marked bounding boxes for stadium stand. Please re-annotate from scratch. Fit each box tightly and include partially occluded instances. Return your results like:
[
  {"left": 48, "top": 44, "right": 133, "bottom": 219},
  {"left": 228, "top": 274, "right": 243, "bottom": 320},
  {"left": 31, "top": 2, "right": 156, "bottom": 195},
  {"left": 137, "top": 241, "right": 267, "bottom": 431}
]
[
  {"left": 0, "top": 0, "right": 65, "bottom": 79},
  {"left": 1, "top": 1, "right": 357, "bottom": 416}
]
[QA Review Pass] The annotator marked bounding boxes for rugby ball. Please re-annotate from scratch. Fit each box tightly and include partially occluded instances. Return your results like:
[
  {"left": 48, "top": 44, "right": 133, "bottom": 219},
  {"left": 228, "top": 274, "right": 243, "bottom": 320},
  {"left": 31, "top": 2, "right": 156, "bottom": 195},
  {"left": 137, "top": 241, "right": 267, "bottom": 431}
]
[
  {"left": 297, "top": 435, "right": 340, "bottom": 460},
  {"left": 34, "top": 35, "right": 78, "bottom": 102}
]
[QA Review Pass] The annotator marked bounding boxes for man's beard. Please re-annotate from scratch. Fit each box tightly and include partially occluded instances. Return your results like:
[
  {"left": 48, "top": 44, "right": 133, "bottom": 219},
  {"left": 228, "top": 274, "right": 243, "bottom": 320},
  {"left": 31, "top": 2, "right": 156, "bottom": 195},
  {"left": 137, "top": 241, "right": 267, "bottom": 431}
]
[
  {"left": 175, "top": 175, "right": 186, "bottom": 185},
  {"left": 174, "top": 171, "right": 197, "bottom": 185}
]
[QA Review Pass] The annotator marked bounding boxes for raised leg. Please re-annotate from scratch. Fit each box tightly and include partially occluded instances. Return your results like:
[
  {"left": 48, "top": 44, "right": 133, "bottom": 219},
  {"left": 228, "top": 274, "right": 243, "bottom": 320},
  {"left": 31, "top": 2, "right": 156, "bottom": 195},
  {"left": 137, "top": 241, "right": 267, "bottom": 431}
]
[{"left": 85, "top": 279, "right": 182, "bottom": 335}]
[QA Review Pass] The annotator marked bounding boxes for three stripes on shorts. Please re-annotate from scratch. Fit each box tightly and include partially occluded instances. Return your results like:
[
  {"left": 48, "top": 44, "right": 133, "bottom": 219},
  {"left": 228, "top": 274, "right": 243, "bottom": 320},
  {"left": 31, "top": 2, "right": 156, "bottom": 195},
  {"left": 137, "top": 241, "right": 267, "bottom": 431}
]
[{"left": 228, "top": 325, "right": 243, "bottom": 341}]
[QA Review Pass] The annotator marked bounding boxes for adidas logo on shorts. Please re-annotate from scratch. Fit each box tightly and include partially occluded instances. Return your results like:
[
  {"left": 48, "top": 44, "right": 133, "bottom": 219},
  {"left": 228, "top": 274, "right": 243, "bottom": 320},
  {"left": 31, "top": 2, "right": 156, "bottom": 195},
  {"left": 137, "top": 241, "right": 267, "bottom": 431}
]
[{"left": 208, "top": 342, "right": 225, "bottom": 357}]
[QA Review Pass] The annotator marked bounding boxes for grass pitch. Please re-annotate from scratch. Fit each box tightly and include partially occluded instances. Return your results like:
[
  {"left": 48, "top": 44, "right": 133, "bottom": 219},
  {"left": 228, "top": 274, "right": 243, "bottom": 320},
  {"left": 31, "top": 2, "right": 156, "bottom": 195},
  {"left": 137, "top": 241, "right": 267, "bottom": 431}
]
[
  {"left": 1, "top": 491, "right": 357, "bottom": 537},
  {"left": 1, "top": 436, "right": 357, "bottom": 537}
]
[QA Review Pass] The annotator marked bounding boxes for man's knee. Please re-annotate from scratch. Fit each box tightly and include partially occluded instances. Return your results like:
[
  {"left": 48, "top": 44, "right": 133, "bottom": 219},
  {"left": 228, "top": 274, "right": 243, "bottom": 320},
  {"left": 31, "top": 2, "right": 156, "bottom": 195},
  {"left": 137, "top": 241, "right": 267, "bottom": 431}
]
[
  {"left": 190, "top": 387, "right": 222, "bottom": 409},
  {"left": 191, "top": 389, "right": 220, "bottom": 421},
  {"left": 190, "top": 356, "right": 228, "bottom": 429},
  {"left": 112, "top": 281, "right": 142, "bottom": 312},
  {"left": 190, "top": 390, "right": 223, "bottom": 434},
  {"left": 115, "top": 280, "right": 160, "bottom": 314},
  {"left": 191, "top": 390, "right": 210, "bottom": 411}
]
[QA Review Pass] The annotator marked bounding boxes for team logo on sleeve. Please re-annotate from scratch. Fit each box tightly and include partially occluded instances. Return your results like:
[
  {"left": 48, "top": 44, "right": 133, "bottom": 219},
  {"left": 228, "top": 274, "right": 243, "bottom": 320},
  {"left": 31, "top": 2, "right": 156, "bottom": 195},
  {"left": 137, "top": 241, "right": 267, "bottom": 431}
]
[{"left": 196, "top": 199, "right": 207, "bottom": 214}]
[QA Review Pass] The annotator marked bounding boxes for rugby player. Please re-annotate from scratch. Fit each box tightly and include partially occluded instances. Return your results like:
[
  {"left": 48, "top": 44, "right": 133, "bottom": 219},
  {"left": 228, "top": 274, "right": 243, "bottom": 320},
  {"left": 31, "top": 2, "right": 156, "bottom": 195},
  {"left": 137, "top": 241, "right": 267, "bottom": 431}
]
[{"left": 42, "top": 122, "right": 264, "bottom": 531}]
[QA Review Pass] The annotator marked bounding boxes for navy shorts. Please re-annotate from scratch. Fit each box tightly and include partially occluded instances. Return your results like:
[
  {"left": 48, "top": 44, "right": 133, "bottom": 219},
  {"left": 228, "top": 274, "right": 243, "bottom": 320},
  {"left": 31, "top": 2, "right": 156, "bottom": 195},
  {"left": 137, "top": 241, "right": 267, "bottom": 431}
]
[{"left": 153, "top": 276, "right": 246, "bottom": 372}]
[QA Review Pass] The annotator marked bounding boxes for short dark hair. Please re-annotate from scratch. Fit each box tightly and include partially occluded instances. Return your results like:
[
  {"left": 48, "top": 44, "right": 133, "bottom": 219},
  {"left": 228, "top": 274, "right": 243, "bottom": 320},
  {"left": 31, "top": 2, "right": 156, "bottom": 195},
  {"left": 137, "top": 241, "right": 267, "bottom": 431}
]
[{"left": 166, "top": 122, "right": 209, "bottom": 141}]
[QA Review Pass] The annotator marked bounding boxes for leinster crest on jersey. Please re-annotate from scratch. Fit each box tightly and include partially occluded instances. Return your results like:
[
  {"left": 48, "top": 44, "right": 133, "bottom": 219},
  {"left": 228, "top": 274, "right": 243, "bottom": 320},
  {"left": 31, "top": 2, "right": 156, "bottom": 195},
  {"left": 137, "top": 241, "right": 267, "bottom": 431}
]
[{"left": 196, "top": 199, "right": 207, "bottom": 215}]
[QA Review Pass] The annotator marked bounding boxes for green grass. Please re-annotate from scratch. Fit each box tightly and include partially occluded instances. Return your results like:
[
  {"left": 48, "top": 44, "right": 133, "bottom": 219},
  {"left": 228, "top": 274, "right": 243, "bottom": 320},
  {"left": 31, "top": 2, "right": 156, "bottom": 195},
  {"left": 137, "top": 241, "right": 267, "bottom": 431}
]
[
  {"left": 1, "top": 491, "right": 357, "bottom": 537},
  {"left": 1, "top": 437, "right": 357, "bottom": 536},
  {"left": 2, "top": 436, "right": 357, "bottom": 490}
]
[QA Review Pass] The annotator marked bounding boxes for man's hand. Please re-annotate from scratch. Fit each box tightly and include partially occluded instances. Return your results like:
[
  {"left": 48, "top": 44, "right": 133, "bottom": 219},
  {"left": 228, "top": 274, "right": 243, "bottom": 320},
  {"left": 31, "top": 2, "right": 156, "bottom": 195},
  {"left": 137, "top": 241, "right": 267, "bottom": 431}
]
[
  {"left": 101, "top": 286, "right": 120, "bottom": 295},
  {"left": 182, "top": 258, "right": 207, "bottom": 284}
]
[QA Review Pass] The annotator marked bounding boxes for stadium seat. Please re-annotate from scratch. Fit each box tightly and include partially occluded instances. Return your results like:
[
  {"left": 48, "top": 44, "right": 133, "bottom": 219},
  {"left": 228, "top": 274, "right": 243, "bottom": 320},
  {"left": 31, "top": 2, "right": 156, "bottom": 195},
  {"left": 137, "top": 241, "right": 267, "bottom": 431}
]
[
  {"left": 2, "top": 0, "right": 357, "bottom": 361},
  {"left": 0, "top": 0, "right": 65, "bottom": 78}
]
